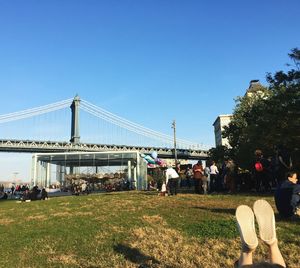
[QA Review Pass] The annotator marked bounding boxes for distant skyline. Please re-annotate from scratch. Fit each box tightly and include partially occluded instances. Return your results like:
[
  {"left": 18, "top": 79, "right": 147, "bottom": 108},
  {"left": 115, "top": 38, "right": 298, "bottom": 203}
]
[{"left": 0, "top": 0, "right": 299, "bottom": 181}]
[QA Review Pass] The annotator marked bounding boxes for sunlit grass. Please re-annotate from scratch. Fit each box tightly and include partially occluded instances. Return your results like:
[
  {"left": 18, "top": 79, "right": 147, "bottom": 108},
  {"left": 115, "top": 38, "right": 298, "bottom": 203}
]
[{"left": 0, "top": 192, "right": 299, "bottom": 267}]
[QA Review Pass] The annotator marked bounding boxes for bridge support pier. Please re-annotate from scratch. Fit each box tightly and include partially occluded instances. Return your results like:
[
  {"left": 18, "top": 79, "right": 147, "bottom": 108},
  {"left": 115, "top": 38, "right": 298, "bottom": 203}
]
[{"left": 70, "top": 95, "right": 80, "bottom": 144}]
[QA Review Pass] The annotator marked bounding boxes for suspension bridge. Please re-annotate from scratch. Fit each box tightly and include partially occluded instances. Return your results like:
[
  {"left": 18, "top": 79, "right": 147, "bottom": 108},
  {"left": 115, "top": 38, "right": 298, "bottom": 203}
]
[{"left": 0, "top": 96, "right": 209, "bottom": 160}]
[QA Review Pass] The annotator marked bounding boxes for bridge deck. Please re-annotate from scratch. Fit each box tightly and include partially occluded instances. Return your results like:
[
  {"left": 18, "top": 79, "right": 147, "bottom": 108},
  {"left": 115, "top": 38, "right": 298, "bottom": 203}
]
[{"left": 0, "top": 139, "right": 209, "bottom": 160}]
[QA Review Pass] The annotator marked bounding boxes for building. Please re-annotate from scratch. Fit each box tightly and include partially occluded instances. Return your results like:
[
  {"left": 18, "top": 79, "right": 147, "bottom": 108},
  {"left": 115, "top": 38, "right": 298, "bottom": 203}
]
[
  {"left": 245, "top": 79, "right": 266, "bottom": 98},
  {"left": 213, "top": 114, "right": 232, "bottom": 147},
  {"left": 212, "top": 80, "right": 267, "bottom": 148}
]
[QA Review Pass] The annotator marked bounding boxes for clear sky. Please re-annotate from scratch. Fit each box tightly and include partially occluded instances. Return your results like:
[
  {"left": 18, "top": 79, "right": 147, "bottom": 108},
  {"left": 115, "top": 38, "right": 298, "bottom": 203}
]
[{"left": 0, "top": 0, "right": 299, "bottom": 181}]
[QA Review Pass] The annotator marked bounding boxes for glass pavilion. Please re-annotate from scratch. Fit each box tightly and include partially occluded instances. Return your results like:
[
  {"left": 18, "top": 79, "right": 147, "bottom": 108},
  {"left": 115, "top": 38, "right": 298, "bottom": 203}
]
[{"left": 31, "top": 151, "right": 148, "bottom": 190}]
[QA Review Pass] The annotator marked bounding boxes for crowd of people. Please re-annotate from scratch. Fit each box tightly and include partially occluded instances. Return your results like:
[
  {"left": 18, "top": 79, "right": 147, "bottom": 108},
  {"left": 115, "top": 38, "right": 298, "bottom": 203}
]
[
  {"left": 69, "top": 177, "right": 132, "bottom": 195},
  {"left": 158, "top": 147, "right": 299, "bottom": 219},
  {"left": 159, "top": 146, "right": 295, "bottom": 195},
  {"left": 0, "top": 184, "right": 49, "bottom": 201},
  {"left": 187, "top": 149, "right": 293, "bottom": 196}
]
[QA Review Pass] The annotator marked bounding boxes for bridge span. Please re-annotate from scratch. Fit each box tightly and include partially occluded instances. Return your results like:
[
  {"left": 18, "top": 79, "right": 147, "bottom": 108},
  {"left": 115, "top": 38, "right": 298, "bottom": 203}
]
[{"left": 0, "top": 139, "right": 209, "bottom": 160}]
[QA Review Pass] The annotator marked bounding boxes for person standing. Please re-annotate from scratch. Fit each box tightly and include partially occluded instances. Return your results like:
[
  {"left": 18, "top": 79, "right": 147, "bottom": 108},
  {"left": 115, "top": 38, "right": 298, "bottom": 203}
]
[
  {"left": 276, "top": 146, "right": 292, "bottom": 186},
  {"left": 165, "top": 165, "right": 179, "bottom": 196},
  {"left": 253, "top": 150, "right": 271, "bottom": 192},
  {"left": 176, "top": 163, "right": 184, "bottom": 188},
  {"left": 185, "top": 166, "right": 193, "bottom": 188},
  {"left": 204, "top": 163, "right": 210, "bottom": 193},
  {"left": 209, "top": 161, "right": 219, "bottom": 193},
  {"left": 193, "top": 161, "right": 204, "bottom": 194},
  {"left": 225, "top": 159, "right": 237, "bottom": 194},
  {"left": 10, "top": 184, "right": 15, "bottom": 196}
]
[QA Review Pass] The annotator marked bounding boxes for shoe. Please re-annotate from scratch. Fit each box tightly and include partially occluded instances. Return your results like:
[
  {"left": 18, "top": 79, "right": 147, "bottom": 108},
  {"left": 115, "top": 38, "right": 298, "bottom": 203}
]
[
  {"left": 253, "top": 200, "right": 277, "bottom": 245},
  {"left": 295, "top": 207, "right": 300, "bottom": 217},
  {"left": 235, "top": 205, "right": 258, "bottom": 250}
]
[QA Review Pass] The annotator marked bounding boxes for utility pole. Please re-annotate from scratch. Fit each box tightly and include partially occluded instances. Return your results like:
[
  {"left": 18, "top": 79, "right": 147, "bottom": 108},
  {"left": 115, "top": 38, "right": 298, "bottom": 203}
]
[
  {"left": 171, "top": 120, "right": 177, "bottom": 166},
  {"left": 12, "top": 172, "right": 19, "bottom": 183}
]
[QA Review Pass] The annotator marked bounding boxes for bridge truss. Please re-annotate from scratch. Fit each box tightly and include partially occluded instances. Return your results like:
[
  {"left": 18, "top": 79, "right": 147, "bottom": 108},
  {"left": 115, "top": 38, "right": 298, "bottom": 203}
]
[{"left": 0, "top": 139, "right": 208, "bottom": 160}]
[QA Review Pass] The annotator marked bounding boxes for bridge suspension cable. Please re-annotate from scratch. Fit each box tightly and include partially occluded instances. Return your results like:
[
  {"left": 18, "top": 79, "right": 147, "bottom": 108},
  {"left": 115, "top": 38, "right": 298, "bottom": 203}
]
[
  {"left": 0, "top": 99, "right": 73, "bottom": 123},
  {"left": 0, "top": 97, "right": 205, "bottom": 149},
  {"left": 80, "top": 100, "right": 199, "bottom": 149}
]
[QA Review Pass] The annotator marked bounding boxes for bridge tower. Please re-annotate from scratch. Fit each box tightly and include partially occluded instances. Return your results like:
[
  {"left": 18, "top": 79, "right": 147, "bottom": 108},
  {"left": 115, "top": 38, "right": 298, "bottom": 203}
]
[{"left": 70, "top": 95, "right": 80, "bottom": 144}]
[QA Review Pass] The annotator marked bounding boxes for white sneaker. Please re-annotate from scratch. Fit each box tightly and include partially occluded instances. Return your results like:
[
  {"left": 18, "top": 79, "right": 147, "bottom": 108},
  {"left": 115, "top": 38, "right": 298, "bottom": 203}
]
[
  {"left": 236, "top": 205, "right": 258, "bottom": 250},
  {"left": 253, "top": 199, "right": 277, "bottom": 245}
]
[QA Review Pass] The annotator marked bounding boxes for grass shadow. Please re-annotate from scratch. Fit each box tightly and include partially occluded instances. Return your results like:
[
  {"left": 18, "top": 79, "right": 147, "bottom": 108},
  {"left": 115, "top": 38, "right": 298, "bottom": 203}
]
[
  {"left": 192, "top": 206, "right": 236, "bottom": 215},
  {"left": 275, "top": 214, "right": 300, "bottom": 223},
  {"left": 114, "top": 244, "right": 161, "bottom": 267}
]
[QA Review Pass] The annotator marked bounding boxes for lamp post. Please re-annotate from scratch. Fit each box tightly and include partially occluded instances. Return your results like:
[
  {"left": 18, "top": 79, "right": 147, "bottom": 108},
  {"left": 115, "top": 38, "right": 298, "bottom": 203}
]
[
  {"left": 12, "top": 172, "right": 19, "bottom": 182},
  {"left": 171, "top": 120, "right": 177, "bottom": 166}
]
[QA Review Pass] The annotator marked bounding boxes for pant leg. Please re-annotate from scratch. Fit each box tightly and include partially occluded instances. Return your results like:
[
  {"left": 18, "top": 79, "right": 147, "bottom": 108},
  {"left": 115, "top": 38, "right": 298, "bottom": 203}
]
[
  {"left": 209, "top": 175, "right": 214, "bottom": 192},
  {"left": 202, "top": 178, "right": 207, "bottom": 194},
  {"left": 194, "top": 179, "right": 200, "bottom": 194},
  {"left": 206, "top": 175, "right": 210, "bottom": 192},
  {"left": 187, "top": 177, "right": 191, "bottom": 188},
  {"left": 230, "top": 175, "right": 236, "bottom": 193},
  {"left": 255, "top": 173, "right": 263, "bottom": 192},
  {"left": 174, "top": 178, "right": 178, "bottom": 195},
  {"left": 210, "top": 174, "right": 217, "bottom": 192},
  {"left": 170, "top": 179, "right": 177, "bottom": 195},
  {"left": 169, "top": 179, "right": 173, "bottom": 195}
]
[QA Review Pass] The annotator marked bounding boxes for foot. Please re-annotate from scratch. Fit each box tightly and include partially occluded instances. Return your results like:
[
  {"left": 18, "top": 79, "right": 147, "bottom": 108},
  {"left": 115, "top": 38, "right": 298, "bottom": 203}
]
[
  {"left": 253, "top": 199, "right": 277, "bottom": 245},
  {"left": 236, "top": 205, "right": 258, "bottom": 251}
]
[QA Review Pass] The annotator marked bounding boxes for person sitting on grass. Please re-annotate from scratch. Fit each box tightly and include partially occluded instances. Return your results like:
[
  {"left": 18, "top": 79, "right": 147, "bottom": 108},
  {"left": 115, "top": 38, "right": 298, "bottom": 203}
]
[
  {"left": 274, "top": 171, "right": 300, "bottom": 218},
  {"left": 235, "top": 199, "right": 286, "bottom": 268},
  {"left": 41, "top": 188, "right": 48, "bottom": 200},
  {"left": 21, "top": 189, "right": 31, "bottom": 202},
  {"left": 159, "top": 181, "right": 167, "bottom": 196}
]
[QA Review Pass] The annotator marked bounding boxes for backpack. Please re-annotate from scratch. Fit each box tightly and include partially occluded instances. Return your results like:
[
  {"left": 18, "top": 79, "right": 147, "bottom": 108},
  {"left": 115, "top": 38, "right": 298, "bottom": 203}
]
[{"left": 255, "top": 161, "right": 263, "bottom": 172}]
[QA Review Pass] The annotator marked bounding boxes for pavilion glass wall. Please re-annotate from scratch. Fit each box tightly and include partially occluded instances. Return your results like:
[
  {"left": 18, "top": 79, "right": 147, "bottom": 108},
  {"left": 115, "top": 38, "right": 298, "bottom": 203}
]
[{"left": 31, "top": 151, "right": 148, "bottom": 190}]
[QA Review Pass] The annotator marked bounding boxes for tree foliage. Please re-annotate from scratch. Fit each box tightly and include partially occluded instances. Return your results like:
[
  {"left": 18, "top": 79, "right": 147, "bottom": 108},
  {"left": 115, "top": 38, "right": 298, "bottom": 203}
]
[
  {"left": 223, "top": 48, "right": 300, "bottom": 170},
  {"left": 208, "top": 145, "right": 232, "bottom": 165}
]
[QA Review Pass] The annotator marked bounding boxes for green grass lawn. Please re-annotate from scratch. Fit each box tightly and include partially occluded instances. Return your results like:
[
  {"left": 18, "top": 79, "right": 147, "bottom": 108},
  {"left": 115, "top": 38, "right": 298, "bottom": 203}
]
[{"left": 0, "top": 192, "right": 299, "bottom": 268}]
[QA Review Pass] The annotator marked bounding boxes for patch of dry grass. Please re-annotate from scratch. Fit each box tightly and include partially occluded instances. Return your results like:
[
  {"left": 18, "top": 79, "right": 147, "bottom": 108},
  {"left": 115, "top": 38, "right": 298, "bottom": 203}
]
[
  {"left": 26, "top": 214, "right": 48, "bottom": 221},
  {"left": 0, "top": 218, "right": 14, "bottom": 225},
  {"left": 121, "top": 215, "right": 240, "bottom": 268},
  {"left": 52, "top": 211, "right": 73, "bottom": 217},
  {"left": 48, "top": 253, "right": 79, "bottom": 266}
]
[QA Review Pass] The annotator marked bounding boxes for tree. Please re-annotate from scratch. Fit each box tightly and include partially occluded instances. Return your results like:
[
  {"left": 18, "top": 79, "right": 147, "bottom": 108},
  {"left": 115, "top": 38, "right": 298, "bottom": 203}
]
[
  {"left": 223, "top": 48, "right": 300, "bottom": 170},
  {"left": 208, "top": 145, "right": 232, "bottom": 165}
]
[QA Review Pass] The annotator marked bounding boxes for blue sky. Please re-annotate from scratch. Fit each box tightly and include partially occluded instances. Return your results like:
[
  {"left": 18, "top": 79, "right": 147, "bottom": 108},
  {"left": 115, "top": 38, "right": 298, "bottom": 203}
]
[{"left": 0, "top": 0, "right": 299, "bottom": 181}]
